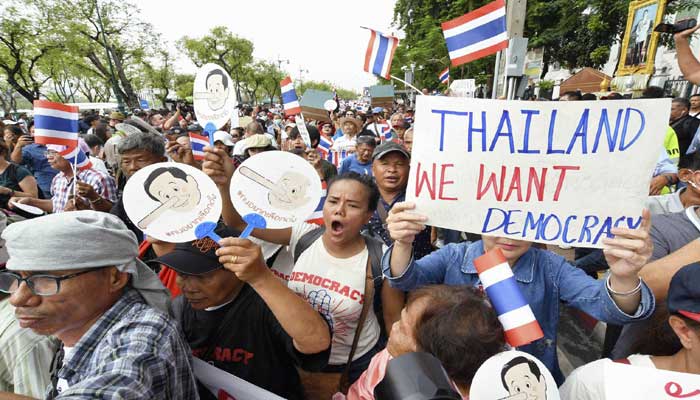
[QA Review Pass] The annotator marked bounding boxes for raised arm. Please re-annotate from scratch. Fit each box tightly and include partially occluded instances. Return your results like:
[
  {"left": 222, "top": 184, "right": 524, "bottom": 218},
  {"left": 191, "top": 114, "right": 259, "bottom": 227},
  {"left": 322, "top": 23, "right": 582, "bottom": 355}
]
[
  {"left": 385, "top": 202, "right": 427, "bottom": 277},
  {"left": 639, "top": 238, "right": 700, "bottom": 301},
  {"left": 674, "top": 23, "right": 700, "bottom": 85}
]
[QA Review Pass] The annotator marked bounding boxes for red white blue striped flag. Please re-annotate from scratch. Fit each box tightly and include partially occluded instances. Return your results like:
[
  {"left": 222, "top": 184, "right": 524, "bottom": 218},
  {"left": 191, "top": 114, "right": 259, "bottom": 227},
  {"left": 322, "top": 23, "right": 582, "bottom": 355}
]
[
  {"left": 474, "top": 248, "right": 544, "bottom": 348},
  {"left": 280, "top": 76, "right": 301, "bottom": 117},
  {"left": 441, "top": 0, "right": 508, "bottom": 67},
  {"left": 318, "top": 135, "right": 333, "bottom": 159},
  {"left": 189, "top": 132, "right": 209, "bottom": 161},
  {"left": 306, "top": 180, "right": 327, "bottom": 225},
  {"left": 363, "top": 28, "right": 399, "bottom": 79},
  {"left": 33, "top": 100, "right": 79, "bottom": 147},
  {"left": 439, "top": 67, "right": 450, "bottom": 85},
  {"left": 47, "top": 144, "right": 92, "bottom": 171}
]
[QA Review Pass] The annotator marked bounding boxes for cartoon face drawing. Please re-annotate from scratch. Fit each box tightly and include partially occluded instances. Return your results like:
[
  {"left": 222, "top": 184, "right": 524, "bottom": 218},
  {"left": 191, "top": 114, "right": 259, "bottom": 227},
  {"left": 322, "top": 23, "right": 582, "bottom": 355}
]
[
  {"left": 501, "top": 357, "right": 547, "bottom": 400},
  {"left": 138, "top": 167, "right": 202, "bottom": 230},
  {"left": 238, "top": 166, "right": 310, "bottom": 211},
  {"left": 205, "top": 69, "right": 230, "bottom": 111}
]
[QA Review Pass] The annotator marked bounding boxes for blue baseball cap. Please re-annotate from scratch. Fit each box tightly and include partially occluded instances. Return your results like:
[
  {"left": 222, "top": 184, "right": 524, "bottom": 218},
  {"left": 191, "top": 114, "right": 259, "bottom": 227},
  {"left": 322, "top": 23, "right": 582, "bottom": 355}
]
[{"left": 668, "top": 262, "right": 700, "bottom": 322}]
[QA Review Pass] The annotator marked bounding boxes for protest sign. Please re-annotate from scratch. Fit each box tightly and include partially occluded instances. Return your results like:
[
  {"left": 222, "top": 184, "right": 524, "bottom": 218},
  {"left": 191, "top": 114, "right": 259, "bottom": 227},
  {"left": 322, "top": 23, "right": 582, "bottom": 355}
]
[
  {"left": 122, "top": 162, "right": 222, "bottom": 242},
  {"left": 369, "top": 85, "right": 394, "bottom": 109},
  {"left": 406, "top": 96, "right": 670, "bottom": 248},
  {"left": 193, "top": 63, "right": 238, "bottom": 129},
  {"left": 230, "top": 151, "right": 321, "bottom": 229},
  {"left": 294, "top": 114, "right": 312, "bottom": 147},
  {"left": 604, "top": 361, "right": 699, "bottom": 399},
  {"left": 470, "top": 350, "right": 560, "bottom": 400},
  {"left": 299, "top": 89, "right": 334, "bottom": 122},
  {"left": 192, "top": 358, "right": 285, "bottom": 400},
  {"left": 449, "top": 79, "right": 476, "bottom": 98}
]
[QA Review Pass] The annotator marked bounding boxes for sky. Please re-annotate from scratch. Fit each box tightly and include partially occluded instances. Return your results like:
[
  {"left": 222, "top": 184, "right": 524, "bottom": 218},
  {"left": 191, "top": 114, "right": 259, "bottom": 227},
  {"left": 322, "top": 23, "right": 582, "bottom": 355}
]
[{"left": 137, "top": 0, "right": 401, "bottom": 93}]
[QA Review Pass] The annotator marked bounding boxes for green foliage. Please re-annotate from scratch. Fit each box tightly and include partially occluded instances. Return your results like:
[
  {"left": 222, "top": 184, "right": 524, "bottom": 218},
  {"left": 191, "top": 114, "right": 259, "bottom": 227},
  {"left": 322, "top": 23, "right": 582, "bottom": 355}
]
[
  {"left": 297, "top": 80, "right": 358, "bottom": 100},
  {"left": 178, "top": 26, "right": 254, "bottom": 100},
  {"left": 174, "top": 74, "right": 195, "bottom": 101}
]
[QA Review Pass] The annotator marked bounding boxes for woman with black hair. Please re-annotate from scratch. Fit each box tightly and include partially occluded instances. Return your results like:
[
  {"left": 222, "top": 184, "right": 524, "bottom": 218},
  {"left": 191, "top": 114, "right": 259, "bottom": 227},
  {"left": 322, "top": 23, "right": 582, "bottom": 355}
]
[{"left": 203, "top": 146, "right": 404, "bottom": 396}]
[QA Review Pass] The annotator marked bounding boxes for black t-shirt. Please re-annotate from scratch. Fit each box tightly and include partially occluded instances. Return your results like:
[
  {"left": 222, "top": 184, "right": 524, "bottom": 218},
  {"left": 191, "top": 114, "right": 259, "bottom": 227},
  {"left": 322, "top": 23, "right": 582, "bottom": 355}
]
[
  {"left": 672, "top": 115, "right": 700, "bottom": 156},
  {"left": 110, "top": 195, "right": 144, "bottom": 242},
  {"left": 173, "top": 285, "right": 330, "bottom": 400}
]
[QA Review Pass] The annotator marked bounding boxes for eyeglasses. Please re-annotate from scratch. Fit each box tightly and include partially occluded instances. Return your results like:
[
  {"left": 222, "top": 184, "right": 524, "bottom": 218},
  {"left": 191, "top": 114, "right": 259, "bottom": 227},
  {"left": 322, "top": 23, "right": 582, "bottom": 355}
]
[{"left": 0, "top": 269, "right": 102, "bottom": 296}]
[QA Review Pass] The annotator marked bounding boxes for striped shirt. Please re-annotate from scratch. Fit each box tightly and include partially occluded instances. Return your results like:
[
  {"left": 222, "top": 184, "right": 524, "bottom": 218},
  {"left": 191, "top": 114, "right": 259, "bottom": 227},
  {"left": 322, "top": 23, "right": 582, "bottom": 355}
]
[
  {"left": 0, "top": 299, "right": 59, "bottom": 397},
  {"left": 50, "top": 168, "right": 118, "bottom": 213},
  {"left": 49, "top": 288, "right": 199, "bottom": 399}
]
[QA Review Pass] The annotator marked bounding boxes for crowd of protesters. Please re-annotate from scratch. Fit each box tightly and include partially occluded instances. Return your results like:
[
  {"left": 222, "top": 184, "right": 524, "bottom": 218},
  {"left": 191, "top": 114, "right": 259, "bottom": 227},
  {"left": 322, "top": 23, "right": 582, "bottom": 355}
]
[{"left": 0, "top": 24, "right": 696, "bottom": 399}]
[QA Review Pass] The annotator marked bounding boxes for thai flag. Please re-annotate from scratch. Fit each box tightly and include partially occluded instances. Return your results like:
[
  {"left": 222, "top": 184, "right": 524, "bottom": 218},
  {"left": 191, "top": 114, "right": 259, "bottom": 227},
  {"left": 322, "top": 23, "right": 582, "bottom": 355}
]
[
  {"left": 380, "top": 124, "right": 393, "bottom": 142},
  {"left": 59, "top": 146, "right": 92, "bottom": 171},
  {"left": 439, "top": 67, "right": 450, "bottom": 85},
  {"left": 329, "top": 150, "right": 347, "bottom": 167},
  {"left": 280, "top": 76, "right": 301, "bottom": 117},
  {"left": 306, "top": 181, "right": 327, "bottom": 225},
  {"left": 474, "top": 248, "right": 544, "bottom": 348},
  {"left": 363, "top": 28, "right": 399, "bottom": 79},
  {"left": 33, "top": 100, "right": 79, "bottom": 147},
  {"left": 441, "top": 0, "right": 508, "bottom": 67},
  {"left": 189, "top": 133, "right": 209, "bottom": 161},
  {"left": 318, "top": 135, "right": 333, "bottom": 158}
]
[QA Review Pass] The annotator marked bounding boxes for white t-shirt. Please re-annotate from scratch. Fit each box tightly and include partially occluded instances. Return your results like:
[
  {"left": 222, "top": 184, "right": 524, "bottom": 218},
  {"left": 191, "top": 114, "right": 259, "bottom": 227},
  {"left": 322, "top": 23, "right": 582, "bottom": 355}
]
[
  {"left": 287, "top": 223, "right": 380, "bottom": 366},
  {"left": 55, "top": 346, "right": 75, "bottom": 394},
  {"left": 560, "top": 354, "right": 656, "bottom": 399},
  {"left": 332, "top": 135, "right": 357, "bottom": 152}
]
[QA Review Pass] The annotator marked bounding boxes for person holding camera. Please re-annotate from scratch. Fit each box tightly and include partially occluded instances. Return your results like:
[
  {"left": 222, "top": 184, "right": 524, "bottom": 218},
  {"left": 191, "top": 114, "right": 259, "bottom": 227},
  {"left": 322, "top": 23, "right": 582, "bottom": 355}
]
[{"left": 675, "top": 21, "right": 700, "bottom": 85}]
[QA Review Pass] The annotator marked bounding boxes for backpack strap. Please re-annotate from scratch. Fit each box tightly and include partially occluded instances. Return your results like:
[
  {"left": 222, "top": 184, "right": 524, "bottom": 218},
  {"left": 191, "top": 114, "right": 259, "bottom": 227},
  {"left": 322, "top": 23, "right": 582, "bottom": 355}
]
[{"left": 293, "top": 226, "right": 326, "bottom": 263}]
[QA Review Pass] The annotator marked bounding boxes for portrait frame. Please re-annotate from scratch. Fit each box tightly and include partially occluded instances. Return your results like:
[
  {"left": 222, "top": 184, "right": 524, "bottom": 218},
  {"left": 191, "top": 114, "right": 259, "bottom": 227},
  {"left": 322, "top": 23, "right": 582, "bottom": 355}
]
[{"left": 616, "top": 0, "right": 666, "bottom": 76}]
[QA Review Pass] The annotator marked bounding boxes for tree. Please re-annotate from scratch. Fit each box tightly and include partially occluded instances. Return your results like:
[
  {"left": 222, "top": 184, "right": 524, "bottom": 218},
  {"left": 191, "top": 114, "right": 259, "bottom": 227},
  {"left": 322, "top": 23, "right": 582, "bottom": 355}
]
[
  {"left": 391, "top": 0, "right": 496, "bottom": 91},
  {"left": 258, "top": 62, "right": 285, "bottom": 105},
  {"left": 51, "top": 0, "right": 160, "bottom": 108},
  {"left": 174, "top": 73, "right": 195, "bottom": 101},
  {"left": 297, "top": 80, "right": 358, "bottom": 100},
  {"left": 178, "top": 26, "right": 254, "bottom": 103},
  {"left": 0, "top": 0, "right": 61, "bottom": 102},
  {"left": 144, "top": 50, "right": 175, "bottom": 106}
]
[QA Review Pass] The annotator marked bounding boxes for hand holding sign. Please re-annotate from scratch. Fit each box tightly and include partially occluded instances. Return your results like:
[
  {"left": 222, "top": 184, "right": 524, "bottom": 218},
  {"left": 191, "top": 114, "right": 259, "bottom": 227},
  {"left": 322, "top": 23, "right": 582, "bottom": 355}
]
[
  {"left": 216, "top": 235, "right": 269, "bottom": 285},
  {"left": 202, "top": 146, "right": 234, "bottom": 188},
  {"left": 602, "top": 208, "right": 653, "bottom": 280},
  {"left": 386, "top": 202, "right": 428, "bottom": 245}
]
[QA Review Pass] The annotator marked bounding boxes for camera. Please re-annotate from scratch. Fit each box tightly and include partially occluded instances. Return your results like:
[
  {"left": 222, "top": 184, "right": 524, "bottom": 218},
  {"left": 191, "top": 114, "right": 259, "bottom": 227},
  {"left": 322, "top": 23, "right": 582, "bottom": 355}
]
[{"left": 654, "top": 19, "right": 696, "bottom": 34}]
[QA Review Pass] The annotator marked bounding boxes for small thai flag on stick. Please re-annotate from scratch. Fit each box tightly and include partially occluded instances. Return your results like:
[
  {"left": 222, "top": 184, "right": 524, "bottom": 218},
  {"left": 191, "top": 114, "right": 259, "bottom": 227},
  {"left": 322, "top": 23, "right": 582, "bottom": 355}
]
[
  {"left": 380, "top": 124, "right": 393, "bottom": 142},
  {"left": 59, "top": 146, "right": 92, "bottom": 171},
  {"left": 439, "top": 67, "right": 450, "bottom": 85},
  {"left": 33, "top": 100, "right": 79, "bottom": 147},
  {"left": 318, "top": 135, "right": 333, "bottom": 158},
  {"left": 441, "top": 0, "right": 508, "bottom": 67},
  {"left": 189, "top": 133, "right": 209, "bottom": 161},
  {"left": 280, "top": 76, "right": 301, "bottom": 117},
  {"left": 362, "top": 27, "right": 399, "bottom": 79},
  {"left": 306, "top": 180, "right": 327, "bottom": 225},
  {"left": 474, "top": 248, "right": 544, "bottom": 348}
]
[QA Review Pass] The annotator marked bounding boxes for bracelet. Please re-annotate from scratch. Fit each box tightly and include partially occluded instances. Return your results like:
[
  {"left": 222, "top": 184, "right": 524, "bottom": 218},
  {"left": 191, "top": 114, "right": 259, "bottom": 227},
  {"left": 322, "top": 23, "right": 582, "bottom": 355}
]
[
  {"left": 606, "top": 275, "right": 642, "bottom": 297},
  {"left": 89, "top": 196, "right": 103, "bottom": 205}
]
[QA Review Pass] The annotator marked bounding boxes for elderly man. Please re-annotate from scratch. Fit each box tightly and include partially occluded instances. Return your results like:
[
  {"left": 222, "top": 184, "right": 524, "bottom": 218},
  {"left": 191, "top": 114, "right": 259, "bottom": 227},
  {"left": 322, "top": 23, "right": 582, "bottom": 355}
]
[
  {"left": 0, "top": 211, "right": 198, "bottom": 399},
  {"left": 8, "top": 145, "right": 117, "bottom": 214},
  {"left": 232, "top": 121, "right": 266, "bottom": 156},
  {"left": 110, "top": 132, "right": 167, "bottom": 241}
]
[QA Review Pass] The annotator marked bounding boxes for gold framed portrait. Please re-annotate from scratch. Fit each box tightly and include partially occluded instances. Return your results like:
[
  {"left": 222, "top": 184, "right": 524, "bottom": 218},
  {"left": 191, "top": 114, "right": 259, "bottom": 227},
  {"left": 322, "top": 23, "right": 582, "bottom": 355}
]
[{"left": 617, "top": 0, "right": 666, "bottom": 76}]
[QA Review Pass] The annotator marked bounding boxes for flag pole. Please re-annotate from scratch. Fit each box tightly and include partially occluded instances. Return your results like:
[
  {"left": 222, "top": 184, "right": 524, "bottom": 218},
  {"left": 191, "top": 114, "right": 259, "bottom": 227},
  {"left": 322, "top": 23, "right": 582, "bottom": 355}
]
[
  {"left": 72, "top": 148, "right": 78, "bottom": 200},
  {"left": 390, "top": 75, "right": 423, "bottom": 95},
  {"left": 492, "top": 51, "right": 501, "bottom": 99}
]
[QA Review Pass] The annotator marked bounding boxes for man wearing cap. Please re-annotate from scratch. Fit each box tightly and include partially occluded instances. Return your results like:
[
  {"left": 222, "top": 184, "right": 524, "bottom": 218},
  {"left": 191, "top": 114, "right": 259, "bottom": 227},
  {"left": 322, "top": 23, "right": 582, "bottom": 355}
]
[
  {"left": 108, "top": 111, "right": 125, "bottom": 128},
  {"left": 213, "top": 131, "right": 235, "bottom": 155},
  {"left": 0, "top": 211, "right": 199, "bottom": 399},
  {"left": 232, "top": 121, "right": 266, "bottom": 156},
  {"left": 9, "top": 143, "right": 117, "bottom": 214},
  {"left": 156, "top": 224, "right": 331, "bottom": 400},
  {"left": 332, "top": 117, "right": 362, "bottom": 152},
  {"left": 561, "top": 262, "right": 700, "bottom": 396},
  {"left": 366, "top": 142, "right": 432, "bottom": 259}
]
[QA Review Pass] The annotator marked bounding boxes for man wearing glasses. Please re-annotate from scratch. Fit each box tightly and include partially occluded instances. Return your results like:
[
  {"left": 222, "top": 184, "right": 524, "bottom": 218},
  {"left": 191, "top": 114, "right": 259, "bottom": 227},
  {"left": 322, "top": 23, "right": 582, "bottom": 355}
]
[{"left": 0, "top": 211, "right": 198, "bottom": 399}]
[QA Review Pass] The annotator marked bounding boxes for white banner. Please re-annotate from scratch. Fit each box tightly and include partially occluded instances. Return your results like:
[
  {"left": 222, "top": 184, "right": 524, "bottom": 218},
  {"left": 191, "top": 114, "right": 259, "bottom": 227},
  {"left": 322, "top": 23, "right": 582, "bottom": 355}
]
[
  {"left": 193, "top": 358, "right": 285, "bottom": 400},
  {"left": 407, "top": 96, "right": 670, "bottom": 248},
  {"left": 604, "top": 362, "right": 700, "bottom": 399}
]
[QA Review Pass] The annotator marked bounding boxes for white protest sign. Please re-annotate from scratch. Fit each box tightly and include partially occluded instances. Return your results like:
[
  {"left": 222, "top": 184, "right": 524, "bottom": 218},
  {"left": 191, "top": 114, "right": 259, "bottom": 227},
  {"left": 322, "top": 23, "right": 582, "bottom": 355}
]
[
  {"left": 193, "top": 63, "right": 238, "bottom": 129},
  {"left": 230, "top": 151, "right": 321, "bottom": 229},
  {"left": 604, "top": 361, "right": 700, "bottom": 399},
  {"left": 122, "top": 162, "right": 222, "bottom": 242},
  {"left": 449, "top": 79, "right": 476, "bottom": 98},
  {"left": 192, "top": 358, "right": 285, "bottom": 400},
  {"left": 470, "top": 350, "right": 560, "bottom": 400},
  {"left": 294, "top": 114, "right": 311, "bottom": 147},
  {"left": 406, "top": 96, "right": 670, "bottom": 248}
]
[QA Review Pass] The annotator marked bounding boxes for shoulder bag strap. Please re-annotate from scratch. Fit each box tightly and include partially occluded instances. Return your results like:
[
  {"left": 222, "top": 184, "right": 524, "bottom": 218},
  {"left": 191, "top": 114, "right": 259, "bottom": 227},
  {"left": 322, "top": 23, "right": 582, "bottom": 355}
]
[{"left": 338, "top": 254, "right": 374, "bottom": 392}]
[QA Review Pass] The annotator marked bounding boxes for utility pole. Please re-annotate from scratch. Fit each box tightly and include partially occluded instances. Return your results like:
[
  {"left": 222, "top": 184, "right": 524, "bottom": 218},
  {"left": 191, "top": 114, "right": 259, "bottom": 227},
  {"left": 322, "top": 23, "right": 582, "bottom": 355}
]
[
  {"left": 275, "top": 56, "right": 289, "bottom": 71},
  {"left": 297, "top": 67, "right": 309, "bottom": 88},
  {"left": 94, "top": 0, "right": 125, "bottom": 112},
  {"left": 495, "top": 0, "right": 527, "bottom": 98}
]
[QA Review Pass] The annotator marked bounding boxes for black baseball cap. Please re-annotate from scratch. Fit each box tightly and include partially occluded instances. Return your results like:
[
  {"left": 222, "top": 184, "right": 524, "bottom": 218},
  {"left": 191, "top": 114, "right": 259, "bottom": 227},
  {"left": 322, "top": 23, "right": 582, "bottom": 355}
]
[
  {"left": 166, "top": 126, "right": 186, "bottom": 136},
  {"left": 187, "top": 123, "right": 203, "bottom": 133},
  {"left": 372, "top": 141, "right": 410, "bottom": 161},
  {"left": 668, "top": 263, "right": 700, "bottom": 322},
  {"left": 150, "top": 224, "right": 239, "bottom": 276}
]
